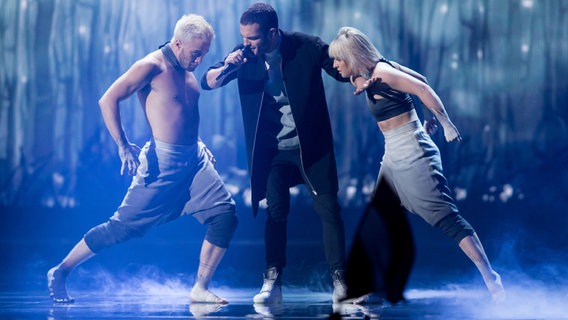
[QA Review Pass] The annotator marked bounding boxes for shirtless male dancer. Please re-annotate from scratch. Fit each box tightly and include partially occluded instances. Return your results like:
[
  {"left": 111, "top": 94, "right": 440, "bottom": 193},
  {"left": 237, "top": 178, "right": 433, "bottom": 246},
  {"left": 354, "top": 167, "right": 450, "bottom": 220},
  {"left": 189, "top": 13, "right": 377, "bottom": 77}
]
[{"left": 47, "top": 14, "right": 237, "bottom": 305}]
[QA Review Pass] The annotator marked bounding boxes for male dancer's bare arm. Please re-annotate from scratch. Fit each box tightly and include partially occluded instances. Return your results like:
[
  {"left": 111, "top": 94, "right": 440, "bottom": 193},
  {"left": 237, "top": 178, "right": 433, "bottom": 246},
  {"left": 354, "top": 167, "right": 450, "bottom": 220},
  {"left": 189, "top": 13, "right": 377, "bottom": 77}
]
[{"left": 99, "top": 57, "right": 159, "bottom": 175}]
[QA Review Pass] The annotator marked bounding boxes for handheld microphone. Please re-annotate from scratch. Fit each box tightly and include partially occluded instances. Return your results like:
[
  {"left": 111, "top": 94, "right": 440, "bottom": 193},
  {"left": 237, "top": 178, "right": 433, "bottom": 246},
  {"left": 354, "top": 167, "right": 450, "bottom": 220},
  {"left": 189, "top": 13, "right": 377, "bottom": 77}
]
[{"left": 216, "top": 46, "right": 254, "bottom": 80}]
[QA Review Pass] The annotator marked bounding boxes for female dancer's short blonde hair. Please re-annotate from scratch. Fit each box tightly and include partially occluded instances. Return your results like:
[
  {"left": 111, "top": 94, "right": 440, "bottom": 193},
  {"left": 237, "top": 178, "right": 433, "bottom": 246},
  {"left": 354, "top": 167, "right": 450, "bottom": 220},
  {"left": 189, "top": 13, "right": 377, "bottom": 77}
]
[{"left": 329, "top": 26, "right": 383, "bottom": 76}]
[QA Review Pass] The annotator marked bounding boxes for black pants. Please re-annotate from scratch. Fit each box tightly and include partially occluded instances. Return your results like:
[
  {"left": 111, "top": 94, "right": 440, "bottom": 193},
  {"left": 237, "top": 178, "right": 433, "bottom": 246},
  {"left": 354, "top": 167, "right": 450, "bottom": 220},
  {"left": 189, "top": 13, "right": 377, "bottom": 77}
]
[{"left": 264, "top": 149, "right": 345, "bottom": 274}]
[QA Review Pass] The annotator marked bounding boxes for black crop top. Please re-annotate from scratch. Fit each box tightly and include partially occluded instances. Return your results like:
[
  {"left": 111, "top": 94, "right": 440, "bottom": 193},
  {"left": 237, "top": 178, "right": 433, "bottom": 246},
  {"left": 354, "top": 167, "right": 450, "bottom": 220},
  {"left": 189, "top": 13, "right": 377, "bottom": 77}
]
[{"left": 366, "top": 59, "right": 414, "bottom": 122}]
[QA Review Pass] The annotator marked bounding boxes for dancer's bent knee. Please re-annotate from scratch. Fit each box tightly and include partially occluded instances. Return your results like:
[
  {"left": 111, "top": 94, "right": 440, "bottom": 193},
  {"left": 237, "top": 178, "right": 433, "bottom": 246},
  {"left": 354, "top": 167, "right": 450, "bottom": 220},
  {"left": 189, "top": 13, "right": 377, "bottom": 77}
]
[
  {"left": 84, "top": 219, "right": 144, "bottom": 253},
  {"left": 205, "top": 210, "right": 238, "bottom": 249},
  {"left": 435, "top": 213, "right": 474, "bottom": 243}
]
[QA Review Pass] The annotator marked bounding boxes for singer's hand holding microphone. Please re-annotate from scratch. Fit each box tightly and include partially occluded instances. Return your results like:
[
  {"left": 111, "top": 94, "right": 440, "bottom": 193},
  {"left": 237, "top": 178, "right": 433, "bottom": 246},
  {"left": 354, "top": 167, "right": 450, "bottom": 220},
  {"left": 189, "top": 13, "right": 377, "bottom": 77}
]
[{"left": 216, "top": 46, "right": 254, "bottom": 80}]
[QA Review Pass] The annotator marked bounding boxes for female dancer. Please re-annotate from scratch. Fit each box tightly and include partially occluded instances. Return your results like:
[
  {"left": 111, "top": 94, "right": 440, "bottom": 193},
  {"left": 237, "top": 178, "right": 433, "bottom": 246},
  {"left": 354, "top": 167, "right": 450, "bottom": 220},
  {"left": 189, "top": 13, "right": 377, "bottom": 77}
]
[{"left": 329, "top": 26, "right": 505, "bottom": 302}]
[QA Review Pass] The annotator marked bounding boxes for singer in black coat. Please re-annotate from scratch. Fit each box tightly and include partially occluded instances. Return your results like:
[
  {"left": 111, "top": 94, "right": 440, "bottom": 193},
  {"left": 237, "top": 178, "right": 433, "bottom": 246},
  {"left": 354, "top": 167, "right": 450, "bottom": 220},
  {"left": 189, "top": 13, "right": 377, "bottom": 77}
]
[{"left": 201, "top": 2, "right": 368, "bottom": 305}]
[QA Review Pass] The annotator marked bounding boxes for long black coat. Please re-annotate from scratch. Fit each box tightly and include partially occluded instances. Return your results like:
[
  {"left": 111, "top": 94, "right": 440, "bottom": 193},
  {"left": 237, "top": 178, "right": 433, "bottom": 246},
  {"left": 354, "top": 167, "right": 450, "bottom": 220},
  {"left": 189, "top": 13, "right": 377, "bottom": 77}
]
[{"left": 202, "top": 31, "right": 348, "bottom": 214}]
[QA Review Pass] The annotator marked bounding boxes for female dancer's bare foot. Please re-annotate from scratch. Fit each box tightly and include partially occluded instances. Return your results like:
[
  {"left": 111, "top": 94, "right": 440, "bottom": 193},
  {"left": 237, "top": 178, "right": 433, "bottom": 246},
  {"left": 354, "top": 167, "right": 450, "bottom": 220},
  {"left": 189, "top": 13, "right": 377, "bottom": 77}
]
[{"left": 485, "top": 271, "right": 506, "bottom": 303}]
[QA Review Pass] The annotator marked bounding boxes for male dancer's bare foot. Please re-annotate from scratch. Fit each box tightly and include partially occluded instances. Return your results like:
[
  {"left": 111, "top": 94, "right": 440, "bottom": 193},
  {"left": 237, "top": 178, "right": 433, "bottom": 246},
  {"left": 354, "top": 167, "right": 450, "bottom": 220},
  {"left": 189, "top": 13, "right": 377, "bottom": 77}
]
[
  {"left": 189, "top": 285, "right": 228, "bottom": 304},
  {"left": 189, "top": 302, "right": 225, "bottom": 316},
  {"left": 485, "top": 271, "right": 506, "bottom": 303},
  {"left": 47, "top": 266, "right": 75, "bottom": 304}
]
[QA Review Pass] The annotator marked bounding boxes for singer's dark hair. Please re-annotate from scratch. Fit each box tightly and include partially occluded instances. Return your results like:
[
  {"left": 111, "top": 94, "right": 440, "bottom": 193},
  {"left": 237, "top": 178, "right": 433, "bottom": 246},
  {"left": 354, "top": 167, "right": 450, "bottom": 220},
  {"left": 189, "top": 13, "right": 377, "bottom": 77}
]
[{"left": 240, "top": 2, "right": 278, "bottom": 34}]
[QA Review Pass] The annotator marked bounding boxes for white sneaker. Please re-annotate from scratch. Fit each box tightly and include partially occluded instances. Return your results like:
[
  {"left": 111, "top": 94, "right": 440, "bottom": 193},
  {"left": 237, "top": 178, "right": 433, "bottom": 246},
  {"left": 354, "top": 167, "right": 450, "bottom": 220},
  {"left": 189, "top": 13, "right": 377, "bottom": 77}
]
[{"left": 253, "top": 267, "right": 282, "bottom": 304}]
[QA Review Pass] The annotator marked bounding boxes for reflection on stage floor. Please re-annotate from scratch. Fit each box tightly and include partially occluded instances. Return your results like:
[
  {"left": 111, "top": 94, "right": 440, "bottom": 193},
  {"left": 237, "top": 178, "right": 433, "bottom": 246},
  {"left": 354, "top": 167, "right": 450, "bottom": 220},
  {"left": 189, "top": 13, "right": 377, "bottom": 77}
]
[{"left": 1, "top": 285, "right": 564, "bottom": 319}]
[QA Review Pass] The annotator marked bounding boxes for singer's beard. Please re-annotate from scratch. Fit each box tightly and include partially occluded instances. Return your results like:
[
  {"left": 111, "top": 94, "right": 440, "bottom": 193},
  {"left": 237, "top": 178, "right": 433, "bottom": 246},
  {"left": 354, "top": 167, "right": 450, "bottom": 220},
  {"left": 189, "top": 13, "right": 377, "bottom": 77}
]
[{"left": 253, "top": 42, "right": 272, "bottom": 56}]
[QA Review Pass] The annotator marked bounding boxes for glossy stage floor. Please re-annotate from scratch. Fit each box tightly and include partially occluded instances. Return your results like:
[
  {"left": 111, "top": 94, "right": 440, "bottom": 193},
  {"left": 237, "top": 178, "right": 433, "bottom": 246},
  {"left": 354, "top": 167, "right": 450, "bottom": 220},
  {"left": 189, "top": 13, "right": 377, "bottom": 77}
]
[{"left": 3, "top": 280, "right": 568, "bottom": 319}]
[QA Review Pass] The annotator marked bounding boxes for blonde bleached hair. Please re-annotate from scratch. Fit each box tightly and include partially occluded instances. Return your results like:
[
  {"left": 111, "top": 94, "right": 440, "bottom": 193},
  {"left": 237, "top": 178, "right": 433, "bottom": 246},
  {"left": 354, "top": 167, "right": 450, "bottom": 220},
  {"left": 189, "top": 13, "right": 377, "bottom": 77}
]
[
  {"left": 329, "top": 26, "right": 383, "bottom": 76},
  {"left": 172, "top": 14, "right": 215, "bottom": 44}
]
